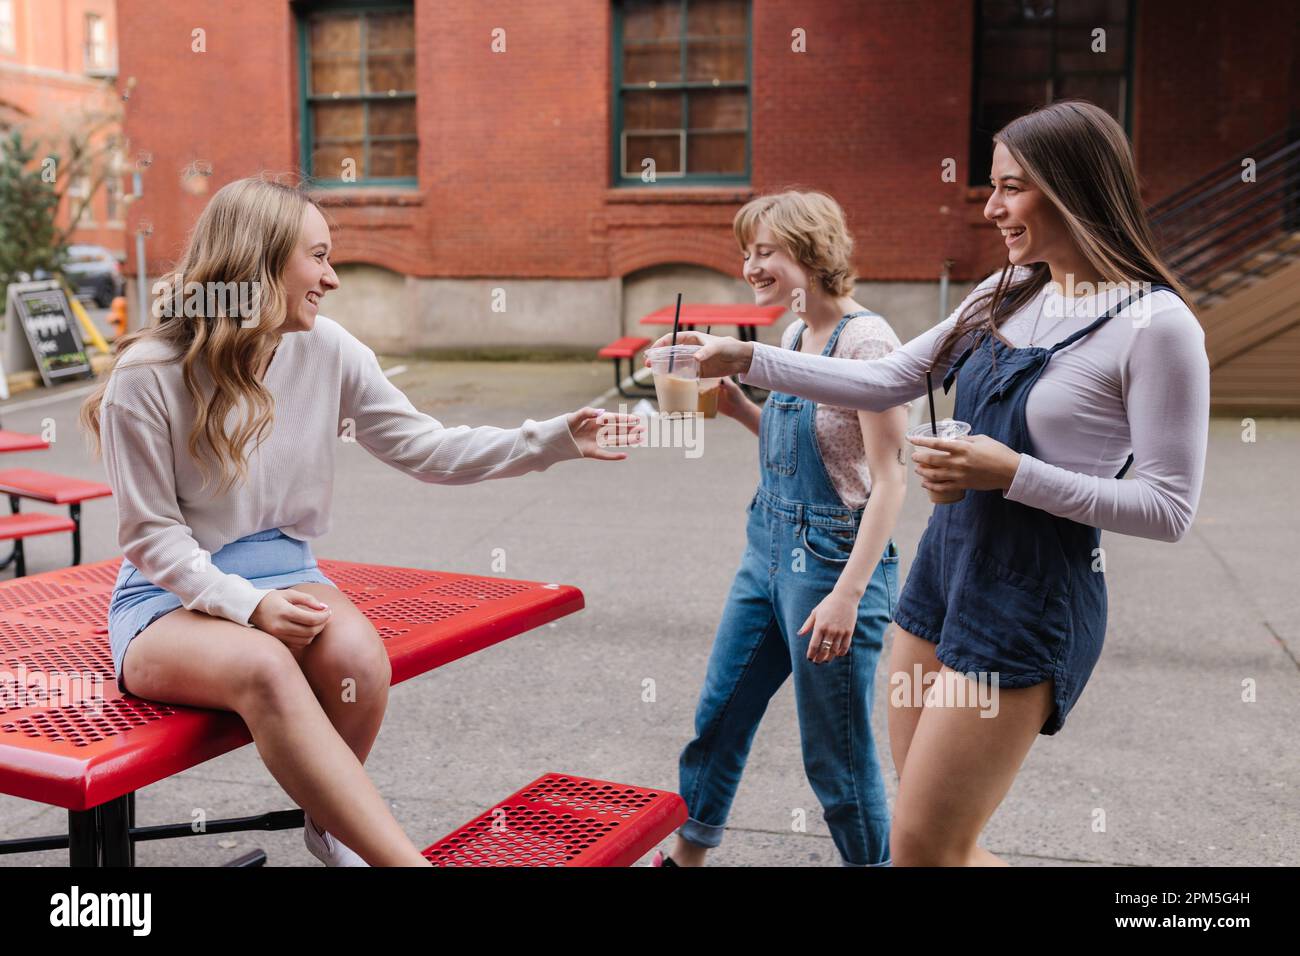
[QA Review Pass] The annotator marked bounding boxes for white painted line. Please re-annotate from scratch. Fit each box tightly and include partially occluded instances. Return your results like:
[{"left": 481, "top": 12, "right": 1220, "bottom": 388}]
[
  {"left": 383, "top": 364, "right": 407, "bottom": 379},
  {"left": 0, "top": 383, "right": 100, "bottom": 414}
]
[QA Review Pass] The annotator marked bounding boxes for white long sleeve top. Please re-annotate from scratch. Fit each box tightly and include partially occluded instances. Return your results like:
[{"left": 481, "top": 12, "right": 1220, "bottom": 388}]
[
  {"left": 739, "top": 273, "right": 1210, "bottom": 542},
  {"left": 98, "top": 315, "right": 584, "bottom": 626}
]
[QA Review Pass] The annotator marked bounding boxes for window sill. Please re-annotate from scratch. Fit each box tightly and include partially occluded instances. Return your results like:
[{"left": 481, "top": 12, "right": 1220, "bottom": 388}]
[
  {"left": 311, "top": 189, "right": 424, "bottom": 207},
  {"left": 605, "top": 186, "right": 754, "bottom": 205}
]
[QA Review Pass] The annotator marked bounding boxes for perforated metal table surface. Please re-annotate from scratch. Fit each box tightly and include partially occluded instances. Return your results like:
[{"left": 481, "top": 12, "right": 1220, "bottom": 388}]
[{"left": 0, "top": 557, "right": 584, "bottom": 866}]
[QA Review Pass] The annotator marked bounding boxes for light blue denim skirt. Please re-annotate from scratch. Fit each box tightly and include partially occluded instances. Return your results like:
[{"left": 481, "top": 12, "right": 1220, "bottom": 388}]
[{"left": 108, "top": 527, "right": 337, "bottom": 695}]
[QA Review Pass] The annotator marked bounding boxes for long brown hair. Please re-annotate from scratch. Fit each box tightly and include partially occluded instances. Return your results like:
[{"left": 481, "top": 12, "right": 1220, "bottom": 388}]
[
  {"left": 80, "top": 177, "right": 319, "bottom": 496},
  {"left": 932, "top": 100, "right": 1191, "bottom": 371}
]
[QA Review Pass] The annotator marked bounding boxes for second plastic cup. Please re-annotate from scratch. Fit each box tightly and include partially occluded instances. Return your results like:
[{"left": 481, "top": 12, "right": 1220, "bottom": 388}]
[
  {"left": 647, "top": 345, "right": 701, "bottom": 415},
  {"left": 907, "top": 419, "right": 973, "bottom": 504},
  {"left": 697, "top": 377, "right": 721, "bottom": 418}
]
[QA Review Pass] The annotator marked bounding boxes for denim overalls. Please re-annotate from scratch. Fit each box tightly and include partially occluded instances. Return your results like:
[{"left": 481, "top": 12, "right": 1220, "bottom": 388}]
[
  {"left": 676, "top": 312, "right": 899, "bottom": 866},
  {"left": 893, "top": 285, "right": 1171, "bottom": 735}
]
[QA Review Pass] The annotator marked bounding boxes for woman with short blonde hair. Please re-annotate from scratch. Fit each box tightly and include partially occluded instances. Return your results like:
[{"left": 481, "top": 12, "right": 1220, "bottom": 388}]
[{"left": 655, "top": 188, "right": 910, "bottom": 867}]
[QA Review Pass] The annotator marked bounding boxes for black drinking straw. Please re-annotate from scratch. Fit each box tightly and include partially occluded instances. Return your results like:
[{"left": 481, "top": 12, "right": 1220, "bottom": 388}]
[
  {"left": 926, "top": 370, "right": 938, "bottom": 435},
  {"left": 668, "top": 292, "right": 683, "bottom": 373}
]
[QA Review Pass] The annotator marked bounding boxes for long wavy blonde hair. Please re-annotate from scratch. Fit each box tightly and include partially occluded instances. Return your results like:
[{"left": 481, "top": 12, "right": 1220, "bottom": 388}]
[{"left": 80, "top": 177, "right": 319, "bottom": 496}]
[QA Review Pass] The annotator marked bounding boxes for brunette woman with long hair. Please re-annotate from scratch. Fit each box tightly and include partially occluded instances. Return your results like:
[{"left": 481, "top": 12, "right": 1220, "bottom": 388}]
[{"left": 648, "top": 101, "right": 1210, "bottom": 865}]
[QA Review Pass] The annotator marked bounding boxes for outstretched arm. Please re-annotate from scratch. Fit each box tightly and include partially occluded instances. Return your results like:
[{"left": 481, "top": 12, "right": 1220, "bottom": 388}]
[{"left": 339, "top": 335, "right": 636, "bottom": 483}]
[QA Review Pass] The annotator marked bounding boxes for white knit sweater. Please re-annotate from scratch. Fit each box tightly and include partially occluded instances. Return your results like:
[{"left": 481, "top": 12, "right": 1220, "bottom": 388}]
[{"left": 98, "top": 315, "right": 584, "bottom": 626}]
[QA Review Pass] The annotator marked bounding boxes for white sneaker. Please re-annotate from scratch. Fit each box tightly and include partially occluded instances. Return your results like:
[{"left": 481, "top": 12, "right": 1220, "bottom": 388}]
[{"left": 303, "top": 811, "right": 370, "bottom": 867}]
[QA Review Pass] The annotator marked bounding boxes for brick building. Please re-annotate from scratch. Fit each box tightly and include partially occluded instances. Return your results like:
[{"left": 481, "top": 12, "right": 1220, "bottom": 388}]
[
  {"left": 0, "top": 0, "right": 123, "bottom": 255},
  {"left": 112, "top": 0, "right": 1299, "bottom": 407}
]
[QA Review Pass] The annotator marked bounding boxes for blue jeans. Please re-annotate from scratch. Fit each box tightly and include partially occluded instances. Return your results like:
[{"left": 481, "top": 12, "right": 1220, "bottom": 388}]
[{"left": 677, "top": 488, "right": 899, "bottom": 866}]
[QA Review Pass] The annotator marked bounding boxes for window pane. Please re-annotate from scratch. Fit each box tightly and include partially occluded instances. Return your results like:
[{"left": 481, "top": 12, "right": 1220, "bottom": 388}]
[
  {"left": 366, "top": 52, "right": 416, "bottom": 93},
  {"left": 1055, "top": 74, "right": 1122, "bottom": 115},
  {"left": 370, "top": 140, "right": 418, "bottom": 178},
  {"left": 687, "top": 131, "right": 745, "bottom": 173},
  {"left": 686, "top": 38, "right": 746, "bottom": 82},
  {"left": 1056, "top": 25, "right": 1126, "bottom": 71},
  {"left": 311, "top": 56, "right": 361, "bottom": 95},
  {"left": 623, "top": 0, "right": 682, "bottom": 41},
  {"left": 369, "top": 99, "right": 416, "bottom": 136},
  {"left": 624, "top": 90, "right": 682, "bottom": 128},
  {"left": 1056, "top": 0, "right": 1112, "bottom": 26},
  {"left": 983, "top": 74, "right": 1050, "bottom": 111},
  {"left": 1019, "top": 0, "right": 1058, "bottom": 22},
  {"left": 624, "top": 40, "right": 680, "bottom": 83},
  {"left": 688, "top": 89, "right": 746, "bottom": 129},
  {"left": 367, "top": 10, "right": 414, "bottom": 51},
  {"left": 625, "top": 133, "right": 682, "bottom": 175},
  {"left": 313, "top": 102, "right": 365, "bottom": 139},
  {"left": 311, "top": 14, "right": 360, "bottom": 55},
  {"left": 687, "top": 0, "right": 747, "bottom": 36},
  {"left": 312, "top": 141, "right": 363, "bottom": 178},
  {"left": 981, "top": 0, "right": 1022, "bottom": 26},
  {"left": 982, "top": 26, "right": 1052, "bottom": 76}
]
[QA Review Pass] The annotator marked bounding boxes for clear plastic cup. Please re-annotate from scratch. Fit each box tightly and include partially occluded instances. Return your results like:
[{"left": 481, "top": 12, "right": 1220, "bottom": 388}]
[
  {"left": 647, "top": 345, "right": 701, "bottom": 415},
  {"left": 697, "top": 378, "right": 721, "bottom": 418},
  {"left": 907, "top": 419, "right": 973, "bottom": 504}
]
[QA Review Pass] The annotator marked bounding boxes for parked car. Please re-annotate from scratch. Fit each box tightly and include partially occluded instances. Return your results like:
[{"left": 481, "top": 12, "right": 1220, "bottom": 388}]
[{"left": 62, "top": 245, "right": 125, "bottom": 307}]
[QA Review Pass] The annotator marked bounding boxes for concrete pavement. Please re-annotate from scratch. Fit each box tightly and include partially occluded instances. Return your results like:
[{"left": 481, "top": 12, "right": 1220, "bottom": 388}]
[{"left": 0, "top": 353, "right": 1295, "bottom": 866}]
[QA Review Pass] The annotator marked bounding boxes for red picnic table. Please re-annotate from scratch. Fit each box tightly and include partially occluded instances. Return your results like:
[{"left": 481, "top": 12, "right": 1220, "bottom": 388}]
[
  {"left": 0, "top": 431, "right": 50, "bottom": 453},
  {"left": 638, "top": 303, "right": 786, "bottom": 343},
  {"left": 0, "top": 557, "right": 684, "bottom": 867}
]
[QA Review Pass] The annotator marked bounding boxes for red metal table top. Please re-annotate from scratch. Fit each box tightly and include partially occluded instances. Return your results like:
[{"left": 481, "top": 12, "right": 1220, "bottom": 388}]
[
  {"left": 0, "top": 468, "right": 113, "bottom": 504},
  {"left": 638, "top": 304, "right": 786, "bottom": 327},
  {"left": 0, "top": 558, "right": 584, "bottom": 811},
  {"left": 0, "top": 431, "right": 50, "bottom": 454}
]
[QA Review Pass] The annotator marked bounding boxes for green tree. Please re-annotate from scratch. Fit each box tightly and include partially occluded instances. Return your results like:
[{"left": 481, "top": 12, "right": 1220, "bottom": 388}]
[{"left": 0, "top": 129, "right": 64, "bottom": 291}]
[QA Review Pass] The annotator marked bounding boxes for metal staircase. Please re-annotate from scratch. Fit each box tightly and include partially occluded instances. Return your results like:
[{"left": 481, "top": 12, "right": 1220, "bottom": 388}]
[
  {"left": 1149, "top": 127, "right": 1300, "bottom": 413},
  {"left": 1150, "top": 127, "right": 1300, "bottom": 305}
]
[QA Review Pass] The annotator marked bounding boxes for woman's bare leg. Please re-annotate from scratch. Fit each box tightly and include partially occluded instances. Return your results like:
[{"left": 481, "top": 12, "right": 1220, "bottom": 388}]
[
  {"left": 890, "top": 665, "right": 1054, "bottom": 866},
  {"left": 121, "top": 609, "right": 430, "bottom": 866},
  {"left": 284, "top": 583, "right": 391, "bottom": 765},
  {"left": 884, "top": 625, "right": 942, "bottom": 779}
]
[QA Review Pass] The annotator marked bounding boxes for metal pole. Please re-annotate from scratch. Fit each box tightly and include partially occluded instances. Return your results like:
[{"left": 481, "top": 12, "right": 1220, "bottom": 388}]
[
  {"left": 939, "top": 258, "right": 953, "bottom": 323},
  {"left": 133, "top": 171, "right": 146, "bottom": 332}
]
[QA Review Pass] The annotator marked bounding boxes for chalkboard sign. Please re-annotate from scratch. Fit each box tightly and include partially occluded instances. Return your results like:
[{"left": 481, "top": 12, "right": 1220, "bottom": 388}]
[{"left": 7, "top": 284, "right": 92, "bottom": 386}]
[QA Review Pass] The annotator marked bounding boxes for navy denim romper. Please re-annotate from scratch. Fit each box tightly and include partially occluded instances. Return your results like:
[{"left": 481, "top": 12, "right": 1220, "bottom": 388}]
[{"left": 892, "top": 284, "right": 1172, "bottom": 735}]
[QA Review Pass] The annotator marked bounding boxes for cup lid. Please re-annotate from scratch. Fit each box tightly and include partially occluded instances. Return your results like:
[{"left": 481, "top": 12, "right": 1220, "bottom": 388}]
[{"left": 908, "top": 419, "right": 971, "bottom": 439}]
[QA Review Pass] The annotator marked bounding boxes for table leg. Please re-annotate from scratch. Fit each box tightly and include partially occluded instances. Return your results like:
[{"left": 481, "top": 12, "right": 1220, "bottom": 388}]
[
  {"left": 0, "top": 495, "right": 17, "bottom": 573},
  {"left": 128, "top": 791, "right": 137, "bottom": 866},
  {"left": 68, "top": 808, "right": 99, "bottom": 866},
  {"left": 99, "top": 796, "right": 132, "bottom": 866},
  {"left": 70, "top": 502, "right": 82, "bottom": 566}
]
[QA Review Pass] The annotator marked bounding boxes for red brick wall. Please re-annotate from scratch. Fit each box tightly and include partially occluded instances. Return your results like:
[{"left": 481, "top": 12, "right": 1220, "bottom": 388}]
[
  {"left": 1133, "top": 0, "right": 1299, "bottom": 201},
  {"left": 117, "top": 0, "right": 1296, "bottom": 284},
  {"left": 116, "top": 0, "right": 297, "bottom": 269}
]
